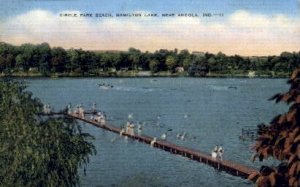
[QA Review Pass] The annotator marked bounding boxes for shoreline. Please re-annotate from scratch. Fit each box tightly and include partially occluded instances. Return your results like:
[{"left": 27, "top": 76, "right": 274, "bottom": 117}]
[{"left": 0, "top": 71, "right": 290, "bottom": 79}]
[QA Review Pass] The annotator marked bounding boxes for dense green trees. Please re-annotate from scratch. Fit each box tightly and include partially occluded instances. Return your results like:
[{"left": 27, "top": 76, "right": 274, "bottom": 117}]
[
  {"left": 165, "top": 55, "right": 177, "bottom": 72},
  {"left": 0, "top": 42, "right": 299, "bottom": 77},
  {"left": 0, "top": 80, "right": 95, "bottom": 186}
]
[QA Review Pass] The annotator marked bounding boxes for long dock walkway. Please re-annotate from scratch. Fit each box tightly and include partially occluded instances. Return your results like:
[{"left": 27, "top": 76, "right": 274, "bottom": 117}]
[{"left": 67, "top": 113, "right": 258, "bottom": 180}]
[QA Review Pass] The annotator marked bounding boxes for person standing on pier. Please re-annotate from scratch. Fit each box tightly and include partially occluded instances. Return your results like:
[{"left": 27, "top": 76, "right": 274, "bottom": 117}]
[
  {"left": 78, "top": 104, "right": 85, "bottom": 119},
  {"left": 67, "top": 103, "right": 72, "bottom": 114},
  {"left": 150, "top": 137, "right": 157, "bottom": 147},
  {"left": 125, "top": 121, "right": 130, "bottom": 133},
  {"left": 46, "top": 104, "right": 52, "bottom": 114},
  {"left": 211, "top": 145, "right": 218, "bottom": 159},
  {"left": 99, "top": 115, "right": 105, "bottom": 125},
  {"left": 128, "top": 121, "right": 135, "bottom": 135},
  {"left": 43, "top": 104, "right": 48, "bottom": 114},
  {"left": 218, "top": 145, "right": 224, "bottom": 161},
  {"left": 161, "top": 133, "right": 167, "bottom": 140},
  {"left": 214, "top": 145, "right": 218, "bottom": 152},
  {"left": 95, "top": 112, "right": 102, "bottom": 122},
  {"left": 75, "top": 105, "right": 79, "bottom": 115}
]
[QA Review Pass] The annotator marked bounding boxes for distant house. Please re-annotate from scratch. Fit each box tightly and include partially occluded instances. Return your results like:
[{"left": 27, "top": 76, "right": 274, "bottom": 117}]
[
  {"left": 137, "top": 71, "right": 151, "bottom": 76},
  {"left": 248, "top": 71, "right": 256, "bottom": 77},
  {"left": 29, "top": 67, "right": 38, "bottom": 72},
  {"left": 175, "top": 66, "right": 184, "bottom": 73},
  {"left": 109, "top": 68, "right": 116, "bottom": 72}
]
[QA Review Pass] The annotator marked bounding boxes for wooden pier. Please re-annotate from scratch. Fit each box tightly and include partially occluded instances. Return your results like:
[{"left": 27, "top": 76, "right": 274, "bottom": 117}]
[{"left": 67, "top": 113, "right": 258, "bottom": 180}]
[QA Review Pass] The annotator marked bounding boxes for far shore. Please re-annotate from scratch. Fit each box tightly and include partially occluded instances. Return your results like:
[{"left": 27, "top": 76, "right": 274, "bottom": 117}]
[{"left": 0, "top": 71, "right": 290, "bottom": 79}]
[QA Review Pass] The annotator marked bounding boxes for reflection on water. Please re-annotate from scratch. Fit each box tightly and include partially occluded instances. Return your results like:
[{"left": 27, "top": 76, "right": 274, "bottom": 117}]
[{"left": 27, "top": 78, "right": 288, "bottom": 187}]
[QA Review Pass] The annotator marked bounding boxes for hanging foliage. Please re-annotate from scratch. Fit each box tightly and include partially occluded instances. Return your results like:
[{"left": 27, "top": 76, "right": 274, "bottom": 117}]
[
  {"left": 250, "top": 69, "right": 300, "bottom": 186},
  {"left": 0, "top": 80, "right": 96, "bottom": 186}
]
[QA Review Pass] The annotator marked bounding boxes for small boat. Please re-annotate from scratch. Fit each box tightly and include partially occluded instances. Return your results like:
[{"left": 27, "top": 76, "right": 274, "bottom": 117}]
[
  {"left": 99, "top": 83, "right": 113, "bottom": 89},
  {"left": 228, "top": 86, "right": 237, "bottom": 89}
]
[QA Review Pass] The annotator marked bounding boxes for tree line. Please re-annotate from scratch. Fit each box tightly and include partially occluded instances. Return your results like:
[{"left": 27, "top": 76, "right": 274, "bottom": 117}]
[{"left": 0, "top": 42, "right": 299, "bottom": 76}]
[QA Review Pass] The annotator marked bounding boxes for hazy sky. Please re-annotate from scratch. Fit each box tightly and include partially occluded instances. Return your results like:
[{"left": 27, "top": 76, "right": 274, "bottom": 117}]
[{"left": 0, "top": 0, "right": 299, "bottom": 56}]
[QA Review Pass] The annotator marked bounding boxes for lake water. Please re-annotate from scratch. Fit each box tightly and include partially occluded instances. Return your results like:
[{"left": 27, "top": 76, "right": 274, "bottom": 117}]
[{"left": 26, "top": 77, "right": 289, "bottom": 187}]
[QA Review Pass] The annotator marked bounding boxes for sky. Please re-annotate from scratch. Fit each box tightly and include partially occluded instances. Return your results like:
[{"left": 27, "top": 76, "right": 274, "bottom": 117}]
[{"left": 0, "top": 0, "right": 299, "bottom": 56}]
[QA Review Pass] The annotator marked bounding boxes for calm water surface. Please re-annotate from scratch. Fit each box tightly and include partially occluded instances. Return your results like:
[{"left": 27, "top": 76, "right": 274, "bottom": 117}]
[{"left": 26, "top": 78, "right": 288, "bottom": 187}]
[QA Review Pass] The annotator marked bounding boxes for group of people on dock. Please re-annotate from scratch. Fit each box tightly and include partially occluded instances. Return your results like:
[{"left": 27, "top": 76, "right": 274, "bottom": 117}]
[
  {"left": 91, "top": 111, "right": 106, "bottom": 125},
  {"left": 120, "top": 121, "right": 143, "bottom": 137},
  {"left": 211, "top": 145, "right": 224, "bottom": 161},
  {"left": 43, "top": 104, "right": 52, "bottom": 114},
  {"left": 125, "top": 121, "right": 135, "bottom": 136},
  {"left": 67, "top": 103, "right": 85, "bottom": 118},
  {"left": 65, "top": 107, "right": 227, "bottom": 163},
  {"left": 66, "top": 102, "right": 107, "bottom": 125},
  {"left": 74, "top": 104, "right": 85, "bottom": 118}
]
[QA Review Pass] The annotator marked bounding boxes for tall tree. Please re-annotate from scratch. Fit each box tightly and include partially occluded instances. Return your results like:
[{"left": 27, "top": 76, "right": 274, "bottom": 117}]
[
  {"left": 67, "top": 49, "right": 80, "bottom": 73},
  {"left": 149, "top": 59, "right": 159, "bottom": 73},
  {"left": 250, "top": 69, "right": 300, "bottom": 186},
  {"left": 50, "top": 47, "right": 67, "bottom": 73},
  {"left": 36, "top": 43, "right": 51, "bottom": 74},
  {"left": 19, "top": 43, "right": 35, "bottom": 71},
  {"left": 128, "top": 47, "right": 141, "bottom": 70},
  {"left": 165, "top": 55, "right": 177, "bottom": 72},
  {"left": 0, "top": 80, "right": 95, "bottom": 186}
]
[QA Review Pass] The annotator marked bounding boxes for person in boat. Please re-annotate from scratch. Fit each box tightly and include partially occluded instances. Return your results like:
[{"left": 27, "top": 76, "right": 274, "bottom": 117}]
[
  {"left": 99, "top": 83, "right": 113, "bottom": 89},
  {"left": 218, "top": 144, "right": 224, "bottom": 161}
]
